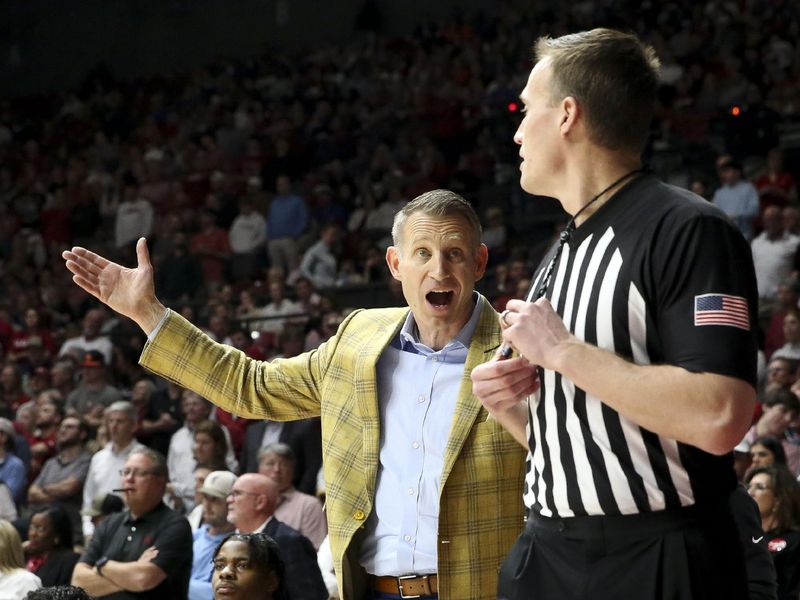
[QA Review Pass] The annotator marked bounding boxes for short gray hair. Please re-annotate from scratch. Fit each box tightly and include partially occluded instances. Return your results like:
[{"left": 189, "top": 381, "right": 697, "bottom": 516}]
[
  {"left": 391, "top": 189, "right": 482, "bottom": 249},
  {"left": 129, "top": 447, "right": 169, "bottom": 479},
  {"left": 258, "top": 442, "right": 296, "bottom": 466},
  {"left": 107, "top": 401, "right": 136, "bottom": 420}
]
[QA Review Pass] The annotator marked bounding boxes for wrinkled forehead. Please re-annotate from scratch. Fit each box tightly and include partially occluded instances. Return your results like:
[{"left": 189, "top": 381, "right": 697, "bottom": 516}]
[{"left": 402, "top": 212, "right": 475, "bottom": 246}]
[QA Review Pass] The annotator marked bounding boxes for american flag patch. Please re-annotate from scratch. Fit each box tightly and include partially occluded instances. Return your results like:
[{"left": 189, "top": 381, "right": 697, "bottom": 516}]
[{"left": 694, "top": 293, "right": 750, "bottom": 330}]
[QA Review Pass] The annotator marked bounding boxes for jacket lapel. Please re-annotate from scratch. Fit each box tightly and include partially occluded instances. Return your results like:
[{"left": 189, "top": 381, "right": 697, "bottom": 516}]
[{"left": 440, "top": 296, "right": 501, "bottom": 487}]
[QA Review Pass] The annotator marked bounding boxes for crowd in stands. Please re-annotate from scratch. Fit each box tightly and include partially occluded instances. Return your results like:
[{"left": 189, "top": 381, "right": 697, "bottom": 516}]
[{"left": 0, "top": 0, "right": 799, "bottom": 598}]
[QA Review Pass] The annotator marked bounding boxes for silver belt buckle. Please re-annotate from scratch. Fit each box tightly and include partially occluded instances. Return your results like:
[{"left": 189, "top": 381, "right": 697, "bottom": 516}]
[{"left": 397, "top": 574, "right": 428, "bottom": 599}]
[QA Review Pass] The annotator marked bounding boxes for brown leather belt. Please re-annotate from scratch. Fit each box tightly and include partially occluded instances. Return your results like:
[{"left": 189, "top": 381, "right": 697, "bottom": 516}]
[{"left": 372, "top": 574, "right": 438, "bottom": 598}]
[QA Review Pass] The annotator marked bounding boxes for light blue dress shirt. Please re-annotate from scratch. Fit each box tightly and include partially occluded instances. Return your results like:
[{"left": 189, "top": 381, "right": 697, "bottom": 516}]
[{"left": 360, "top": 293, "right": 482, "bottom": 576}]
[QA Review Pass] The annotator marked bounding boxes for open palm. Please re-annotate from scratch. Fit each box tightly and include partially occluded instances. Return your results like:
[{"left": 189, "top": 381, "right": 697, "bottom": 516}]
[{"left": 62, "top": 238, "right": 157, "bottom": 325}]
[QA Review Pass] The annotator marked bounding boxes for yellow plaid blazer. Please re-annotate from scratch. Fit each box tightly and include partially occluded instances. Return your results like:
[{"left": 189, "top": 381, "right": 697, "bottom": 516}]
[{"left": 140, "top": 295, "right": 526, "bottom": 599}]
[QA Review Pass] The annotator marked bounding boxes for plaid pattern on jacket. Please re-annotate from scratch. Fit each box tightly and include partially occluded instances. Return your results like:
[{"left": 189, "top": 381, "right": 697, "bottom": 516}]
[{"left": 140, "top": 295, "right": 526, "bottom": 599}]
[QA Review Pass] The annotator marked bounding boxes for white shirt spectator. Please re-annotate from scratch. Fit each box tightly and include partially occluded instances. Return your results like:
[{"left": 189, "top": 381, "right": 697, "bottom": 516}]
[
  {"left": 751, "top": 231, "right": 799, "bottom": 300},
  {"left": 115, "top": 196, "right": 154, "bottom": 248},
  {"left": 229, "top": 211, "right": 267, "bottom": 253},
  {"left": 81, "top": 439, "right": 145, "bottom": 539}
]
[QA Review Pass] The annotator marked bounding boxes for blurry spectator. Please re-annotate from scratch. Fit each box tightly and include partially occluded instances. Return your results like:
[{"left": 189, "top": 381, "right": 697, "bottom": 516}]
[
  {"left": 299, "top": 224, "right": 339, "bottom": 290},
  {"left": 756, "top": 148, "right": 797, "bottom": 210},
  {"left": 167, "top": 392, "right": 237, "bottom": 513},
  {"left": 750, "top": 436, "right": 788, "bottom": 470},
  {"left": 257, "top": 443, "right": 326, "bottom": 550},
  {"left": 193, "top": 420, "right": 230, "bottom": 473},
  {"left": 27, "top": 416, "right": 92, "bottom": 541},
  {"left": 764, "top": 356, "right": 798, "bottom": 393},
  {"left": 784, "top": 207, "right": 800, "bottom": 237},
  {"left": 746, "top": 465, "right": 800, "bottom": 600},
  {"left": 229, "top": 198, "right": 267, "bottom": 283},
  {"left": 773, "top": 309, "right": 800, "bottom": 361},
  {"left": 188, "top": 470, "right": 236, "bottom": 600},
  {"left": 712, "top": 155, "right": 760, "bottom": 241},
  {"left": 0, "top": 519, "right": 40, "bottom": 597},
  {"left": 249, "top": 281, "right": 302, "bottom": 335},
  {"left": 155, "top": 233, "right": 203, "bottom": 305},
  {"left": 225, "top": 474, "right": 326, "bottom": 600},
  {"left": 213, "top": 406, "right": 251, "bottom": 458},
  {"left": 132, "top": 379, "right": 178, "bottom": 455},
  {"left": 186, "top": 466, "right": 212, "bottom": 531},
  {"left": 751, "top": 206, "right": 799, "bottom": 308},
  {"left": 26, "top": 393, "right": 64, "bottom": 480},
  {"left": 191, "top": 210, "right": 231, "bottom": 294},
  {"left": 240, "top": 419, "right": 321, "bottom": 496},
  {"left": 80, "top": 493, "right": 124, "bottom": 532},
  {"left": 50, "top": 361, "right": 76, "bottom": 402},
  {"left": 0, "top": 364, "right": 29, "bottom": 416},
  {"left": 267, "top": 175, "right": 308, "bottom": 275},
  {"left": 765, "top": 279, "right": 800, "bottom": 359},
  {"left": 24, "top": 506, "right": 80, "bottom": 587},
  {"left": 24, "top": 367, "right": 52, "bottom": 399},
  {"left": 293, "top": 277, "right": 322, "bottom": 317},
  {"left": 0, "top": 418, "right": 26, "bottom": 508},
  {"left": 72, "top": 448, "right": 193, "bottom": 599},
  {"left": 210, "top": 532, "right": 285, "bottom": 600},
  {"left": 9, "top": 309, "right": 55, "bottom": 367},
  {"left": 482, "top": 206, "right": 507, "bottom": 264},
  {"left": 58, "top": 309, "right": 112, "bottom": 365},
  {"left": 114, "top": 185, "right": 154, "bottom": 250},
  {"left": 65, "top": 351, "right": 123, "bottom": 431},
  {"left": 745, "top": 388, "right": 800, "bottom": 476},
  {"left": 81, "top": 401, "right": 144, "bottom": 542},
  {"left": 142, "top": 381, "right": 183, "bottom": 457}
]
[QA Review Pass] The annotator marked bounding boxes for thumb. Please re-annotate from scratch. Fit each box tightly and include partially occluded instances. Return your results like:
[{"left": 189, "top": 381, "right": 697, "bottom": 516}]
[{"left": 136, "top": 238, "right": 152, "bottom": 269}]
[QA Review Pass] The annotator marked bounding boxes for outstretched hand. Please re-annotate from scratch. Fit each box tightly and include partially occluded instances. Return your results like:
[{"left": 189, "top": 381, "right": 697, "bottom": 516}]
[{"left": 62, "top": 238, "right": 166, "bottom": 334}]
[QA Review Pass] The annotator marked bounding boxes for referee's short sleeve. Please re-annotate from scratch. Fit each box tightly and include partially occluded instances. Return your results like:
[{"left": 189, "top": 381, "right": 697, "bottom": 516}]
[{"left": 651, "top": 212, "right": 758, "bottom": 386}]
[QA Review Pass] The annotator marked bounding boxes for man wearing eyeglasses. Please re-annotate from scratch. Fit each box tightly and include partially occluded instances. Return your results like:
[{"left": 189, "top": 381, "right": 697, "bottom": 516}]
[
  {"left": 227, "top": 473, "right": 326, "bottom": 600},
  {"left": 72, "top": 447, "right": 193, "bottom": 599}
]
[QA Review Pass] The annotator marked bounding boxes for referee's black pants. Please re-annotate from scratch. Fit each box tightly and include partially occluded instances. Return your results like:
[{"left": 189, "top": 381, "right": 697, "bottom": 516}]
[{"left": 498, "top": 504, "right": 748, "bottom": 600}]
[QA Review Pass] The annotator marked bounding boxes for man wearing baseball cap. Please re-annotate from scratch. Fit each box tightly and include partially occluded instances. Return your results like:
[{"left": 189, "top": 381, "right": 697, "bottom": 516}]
[{"left": 188, "top": 470, "right": 237, "bottom": 600}]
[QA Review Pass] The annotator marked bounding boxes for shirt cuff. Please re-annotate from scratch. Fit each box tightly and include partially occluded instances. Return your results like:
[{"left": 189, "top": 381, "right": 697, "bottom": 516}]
[{"left": 147, "top": 308, "right": 171, "bottom": 341}]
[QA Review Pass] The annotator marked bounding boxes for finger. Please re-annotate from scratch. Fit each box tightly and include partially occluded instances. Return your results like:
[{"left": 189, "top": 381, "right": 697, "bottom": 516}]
[
  {"left": 71, "top": 275, "right": 103, "bottom": 301},
  {"left": 505, "top": 299, "right": 528, "bottom": 313},
  {"left": 70, "top": 246, "right": 111, "bottom": 270},
  {"left": 65, "top": 258, "right": 101, "bottom": 282},
  {"left": 136, "top": 238, "right": 152, "bottom": 269}
]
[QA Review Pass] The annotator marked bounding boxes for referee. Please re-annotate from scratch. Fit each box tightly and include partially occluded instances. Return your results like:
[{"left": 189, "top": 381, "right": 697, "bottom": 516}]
[{"left": 472, "top": 29, "right": 758, "bottom": 600}]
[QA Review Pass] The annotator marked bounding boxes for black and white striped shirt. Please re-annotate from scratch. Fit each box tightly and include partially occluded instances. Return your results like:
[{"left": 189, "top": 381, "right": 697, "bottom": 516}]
[{"left": 524, "top": 175, "right": 758, "bottom": 518}]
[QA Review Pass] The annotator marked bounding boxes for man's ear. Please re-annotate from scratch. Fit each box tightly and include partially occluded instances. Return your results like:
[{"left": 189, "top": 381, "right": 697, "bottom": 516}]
[
  {"left": 386, "top": 246, "right": 402, "bottom": 281},
  {"left": 474, "top": 244, "right": 489, "bottom": 281},
  {"left": 560, "top": 96, "right": 580, "bottom": 136}
]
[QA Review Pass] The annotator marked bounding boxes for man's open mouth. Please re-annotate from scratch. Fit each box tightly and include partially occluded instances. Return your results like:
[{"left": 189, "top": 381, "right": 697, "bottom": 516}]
[{"left": 426, "top": 291, "right": 454, "bottom": 308}]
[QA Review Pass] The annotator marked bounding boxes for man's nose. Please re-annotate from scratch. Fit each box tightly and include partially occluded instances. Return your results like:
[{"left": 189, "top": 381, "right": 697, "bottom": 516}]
[{"left": 514, "top": 126, "right": 523, "bottom": 145}]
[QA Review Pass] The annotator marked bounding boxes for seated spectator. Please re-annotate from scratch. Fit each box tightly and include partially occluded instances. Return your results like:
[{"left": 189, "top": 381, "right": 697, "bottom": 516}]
[
  {"left": 247, "top": 281, "right": 303, "bottom": 334},
  {"left": 188, "top": 470, "right": 236, "bottom": 600},
  {"left": 9, "top": 308, "right": 56, "bottom": 368},
  {"left": 267, "top": 175, "right": 308, "bottom": 276},
  {"left": 299, "top": 224, "right": 339, "bottom": 290},
  {"left": 167, "top": 392, "right": 237, "bottom": 513},
  {"left": 0, "top": 519, "right": 40, "bottom": 597},
  {"left": 746, "top": 465, "right": 800, "bottom": 600},
  {"left": 1, "top": 363, "right": 29, "bottom": 417},
  {"left": 258, "top": 443, "right": 326, "bottom": 550},
  {"left": 750, "top": 436, "right": 788, "bottom": 471},
  {"left": 58, "top": 309, "right": 112, "bottom": 365},
  {"left": 24, "top": 506, "right": 80, "bottom": 587},
  {"left": 745, "top": 388, "right": 800, "bottom": 475},
  {"left": 293, "top": 277, "right": 322, "bottom": 318},
  {"left": 772, "top": 308, "right": 800, "bottom": 361},
  {"left": 65, "top": 351, "right": 123, "bottom": 431},
  {"left": 764, "top": 356, "right": 798, "bottom": 394},
  {"left": 211, "top": 533, "right": 285, "bottom": 600},
  {"left": 27, "top": 416, "right": 92, "bottom": 541},
  {"left": 190, "top": 209, "right": 231, "bottom": 294},
  {"left": 155, "top": 232, "right": 204, "bottom": 305},
  {"left": 81, "top": 402, "right": 145, "bottom": 542},
  {"left": 26, "top": 393, "right": 64, "bottom": 482},
  {"left": 227, "top": 473, "right": 326, "bottom": 600},
  {"left": 240, "top": 418, "right": 321, "bottom": 496},
  {"left": 0, "top": 418, "right": 27, "bottom": 508},
  {"left": 193, "top": 420, "right": 230, "bottom": 473},
  {"left": 712, "top": 155, "right": 760, "bottom": 241},
  {"left": 186, "top": 466, "right": 212, "bottom": 532},
  {"left": 756, "top": 148, "right": 797, "bottom": 209},
  {"left": 765, "top": 278, "right": 800, "bottom": 359},
  {"left": 81, "top": 493, "right": 124, "bottom": 533},
  {"left": 140, "top": 380, "right": 182, "bottom": 457},
  {"left": 24, "top": 585, "right": 94, "bottom": 600},
  {"left": 72, "top": 448, "right": 193, "bottom": 599}
]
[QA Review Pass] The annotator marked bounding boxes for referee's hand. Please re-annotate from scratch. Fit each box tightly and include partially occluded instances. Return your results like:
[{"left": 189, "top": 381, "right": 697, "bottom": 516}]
[{"left": 471, "top": 354, "right": 538, "bottom": 414}]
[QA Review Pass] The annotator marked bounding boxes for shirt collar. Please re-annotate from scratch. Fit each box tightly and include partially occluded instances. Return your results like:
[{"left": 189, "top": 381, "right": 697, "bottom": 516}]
[{"left": 398, "top": 291, "right": 482, "bottom": 355}]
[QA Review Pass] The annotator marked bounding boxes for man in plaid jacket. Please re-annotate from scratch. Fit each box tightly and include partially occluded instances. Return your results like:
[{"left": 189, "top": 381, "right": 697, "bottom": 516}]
[{"left": 63, "top": 189, "right": 530, "bottom": 599}]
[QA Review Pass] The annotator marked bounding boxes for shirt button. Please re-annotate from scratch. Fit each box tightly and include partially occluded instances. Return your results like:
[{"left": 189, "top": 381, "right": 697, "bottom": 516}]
[
  {"left": 432, "top": 356, "right": 438, "bottom": 362},
  {"left": 412, "top": 441, "right": 420, "bottom": 449},
  {"left": 407, "top": 488, "right": 415, "bottom": 495},
  {"left": 417, "top": 395, "right": 425, "bottom": 403},
  {"left": 131, "top": 527, "right": 136, "bottom": 532},
  {"left": 127, "top": 536, "right": 132, "bottom": 541},
  {"left": 404, "top": 534, "right": 411, "bottom": 542},
  {"left": 353, "top": 510, "right": 366, "bottom": 521}
]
